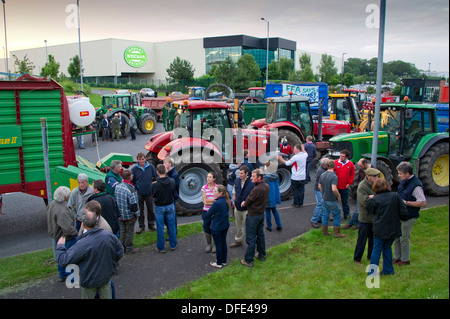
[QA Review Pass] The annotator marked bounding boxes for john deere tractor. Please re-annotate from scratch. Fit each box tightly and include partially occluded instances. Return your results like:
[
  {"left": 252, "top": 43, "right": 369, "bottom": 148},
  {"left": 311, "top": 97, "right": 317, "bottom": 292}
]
[
  {"left": 328, "top": 100, "right": 449, "bottom": 196},
  {"left": 97, "top": 92, "right": 157, "bottom": 135}
]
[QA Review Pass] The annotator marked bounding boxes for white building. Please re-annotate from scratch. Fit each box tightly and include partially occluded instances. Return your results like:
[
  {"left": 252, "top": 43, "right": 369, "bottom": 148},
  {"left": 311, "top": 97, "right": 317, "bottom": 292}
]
[{"left": 1, "top": 35, "right": 342, "bottom": 85}]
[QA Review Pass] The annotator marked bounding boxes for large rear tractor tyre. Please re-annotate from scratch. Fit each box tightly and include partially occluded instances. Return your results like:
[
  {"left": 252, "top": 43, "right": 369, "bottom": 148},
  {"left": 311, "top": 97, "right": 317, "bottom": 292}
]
[
  {"left": 375, "top": 160, "right": 393, "bottom": 186},
  {"left": 139, "top": 114, "right": 157, "bottom": 134},
  {"left": 174, "top": 162, "right": 223, "bottom": 216},
  {"left": 418, "top": 143, "right": 449, "bottom": 196},
  {"left": 278, "top": 129, "right": 301, "bottom": 151},
  {"left": 277, "top": 163, "right": 292, "bottom": 200}
]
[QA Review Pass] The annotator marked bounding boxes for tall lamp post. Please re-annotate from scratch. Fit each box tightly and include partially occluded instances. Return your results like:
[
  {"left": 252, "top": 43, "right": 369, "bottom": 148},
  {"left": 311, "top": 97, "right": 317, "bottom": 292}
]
[
  {"left": 341, "top": 52, "right": 347, "bottom": 87},
  {"left": 261, "top": 17, "right": 269, "bottom": 85},
  {"left": 77, "top": 0, "right": 83, "bottom": 91},
  {"left": 2, "top": 0, "right": 8, "bottom": 78}
]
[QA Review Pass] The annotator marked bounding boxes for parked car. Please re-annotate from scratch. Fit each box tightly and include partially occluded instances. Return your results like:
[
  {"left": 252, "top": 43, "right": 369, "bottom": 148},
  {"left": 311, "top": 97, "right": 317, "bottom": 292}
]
[{"left": 140, "top": 88, "right": 155, "bottom": 98}]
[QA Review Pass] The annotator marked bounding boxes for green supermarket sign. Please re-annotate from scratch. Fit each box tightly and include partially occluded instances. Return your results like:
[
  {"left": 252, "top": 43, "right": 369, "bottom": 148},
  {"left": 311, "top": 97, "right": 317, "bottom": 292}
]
[{"left": 124, "top": 46, "right": 147, "bottom": 68}]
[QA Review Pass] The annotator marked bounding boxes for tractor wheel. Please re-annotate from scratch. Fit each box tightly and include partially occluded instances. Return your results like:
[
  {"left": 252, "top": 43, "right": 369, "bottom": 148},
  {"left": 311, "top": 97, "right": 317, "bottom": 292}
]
[
  {"left": 174, "top": 162, "right": 223, "bottom": 216},
  {"left": 277, "top": 163, "right": 292, "bottom": 200},
  {"left": 375, "top": 160, "right": 393, "bottom": 186},
  {"left": 418, "top": 143, "right": 449, "bottom": 196},
  {"left": 139, "top": 114, "right": 157, "bottom": 134},
  {"left": 278, "top": 129, "right": 301, "bottom": 150}
]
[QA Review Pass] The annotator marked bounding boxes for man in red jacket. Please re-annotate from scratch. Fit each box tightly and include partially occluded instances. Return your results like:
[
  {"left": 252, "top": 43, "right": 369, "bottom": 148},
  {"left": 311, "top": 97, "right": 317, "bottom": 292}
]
[{"left": 334, "top": 150, "right": 355, "bottom": 220}]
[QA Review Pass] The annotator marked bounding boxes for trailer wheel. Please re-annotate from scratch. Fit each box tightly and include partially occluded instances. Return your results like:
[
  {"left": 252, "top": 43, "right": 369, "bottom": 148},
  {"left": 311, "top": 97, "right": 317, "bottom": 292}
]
[
  {"left": 418, "top": 143, "right": 449, "bottom": 196},
  {"left": 139, "top": 114, "right": 157, "bottom": 134},
  {"left": 175, "top": 162, "right": 223, "bottom": 216}
]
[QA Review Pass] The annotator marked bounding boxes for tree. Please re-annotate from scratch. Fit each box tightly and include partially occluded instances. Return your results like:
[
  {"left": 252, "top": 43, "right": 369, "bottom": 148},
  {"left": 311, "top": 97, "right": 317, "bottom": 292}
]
[
  {"left": 12, "top": 54, "right": 35, "bottom": 74},
  {"left": 268, "top": 60, "right": 281, "bottom": 81},
  {"left": 40, "top": 55, "right": 60, "bottom": 79},
  {"left": 299, "top": 53, "right": 312, "bottom": 70},
  {"left": 213, "top": 57, "right": 238, "bottom": 87},
  {"left": 279, "top": 57, "right": 294, "bottom": 80},
  {"left": 166, "top": 57, "right": 195, "bottom": 82},
  {"left": 343, "top": 73, "right": 355, "bottom": 87},
  {"left": 234, "top": 54, "right": 261, "bottom": 91},
  {"left": 68, "top": 55, "right": 83, "bottom": 81},
  {"left": 319, "top": 54, "right": 338, "bottom": 84}
]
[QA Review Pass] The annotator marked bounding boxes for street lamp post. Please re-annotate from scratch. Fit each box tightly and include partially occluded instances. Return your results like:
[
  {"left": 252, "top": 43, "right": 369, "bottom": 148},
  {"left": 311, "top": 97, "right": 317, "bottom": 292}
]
[
  {"left": 44, "top": 40, "right": 48, "bottom": 63},
  {"left": 2, "top": 0, "right": 8, "bottom": 78},
  {"left": 341, "top": 52, "right": 347, "bottom": 88},
  {"left": 261, "top": 17, "right": 269, "bottom": 85},
  {"left": 77, "top": 0, "right": 83, "bottom": 91}
]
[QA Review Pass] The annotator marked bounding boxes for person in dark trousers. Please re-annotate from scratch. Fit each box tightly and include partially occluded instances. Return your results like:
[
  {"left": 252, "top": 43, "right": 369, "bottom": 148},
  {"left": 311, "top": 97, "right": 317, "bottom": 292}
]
[
  {"left": 101, "top": 114, "right": 110, "bottom": 141},
  {"left": 230, "top": 165, "right": 254, "bottom": 248},
  {"left": 152, "top": 164, "right": 178, "bottom": 253},
  {"left": 205, "top": 185, "right": 231, "bottom": 268},
  {"left": 366, "top": 178, "right": 408, "bottom": 275},
  {"left": 129, "top": 112, "right": 137, "bottom": 140},
  {"left": 55, "top": 209, "right": 124, "bottom": 299},
  {"left": 353, "top": 167, "right": 380, "bottom": 264},
  {"left": 132, "top": 152, "right": 157, "bottom": 233},
  {"left": 304, "top": 135, "right": 317, "bottom": 182},
  {"left": 87, "top": 179, "right": 121, "bottom": 238},
  {"left": 394, "top": 161, "right": 427, "bottom": 266},
  {"left": 240, "top": 169, "right": 270, "bottom": 268},
  {"left": 278, "top": 144, "right": 308, "bottom": 208},
  {"left": 334, "top": 149, "right": 355, "bottom": 219},
  {"left": 115, "top": 169, "right": 140, "bottom": 254}
]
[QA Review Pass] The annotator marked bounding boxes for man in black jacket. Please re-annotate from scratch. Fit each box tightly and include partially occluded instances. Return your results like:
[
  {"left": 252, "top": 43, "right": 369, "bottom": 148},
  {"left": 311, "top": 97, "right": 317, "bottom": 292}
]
[
  {"left": 87, "top": 180, "right": 120, "bottom": 237},
  {"left": 230, "top": 165, "right": 254, "bottom": 248},
  {"left": 152, "top": 164, "right": 178, "bottom": 253}
]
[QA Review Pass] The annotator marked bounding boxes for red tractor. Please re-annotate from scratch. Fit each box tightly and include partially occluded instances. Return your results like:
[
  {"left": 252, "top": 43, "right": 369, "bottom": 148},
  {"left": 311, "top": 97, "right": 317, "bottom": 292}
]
[
  {"left": 144, "top": 99, "right": 289, "bottom": 215},
  {"left": 248, "top": 95, "right": 352, "bottom": 158}
]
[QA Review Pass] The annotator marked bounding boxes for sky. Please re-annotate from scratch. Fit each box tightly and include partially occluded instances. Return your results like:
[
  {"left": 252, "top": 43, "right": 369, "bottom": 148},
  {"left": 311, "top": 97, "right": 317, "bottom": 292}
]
[{"left": 2, "top": 0, "right": 449, "bottom": 72}]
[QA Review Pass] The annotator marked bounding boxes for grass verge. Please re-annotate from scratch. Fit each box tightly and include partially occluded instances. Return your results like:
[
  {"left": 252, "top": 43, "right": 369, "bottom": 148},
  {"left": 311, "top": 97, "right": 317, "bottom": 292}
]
[{"left": 159, "top": 205, "right": 449, "bottom": 299}]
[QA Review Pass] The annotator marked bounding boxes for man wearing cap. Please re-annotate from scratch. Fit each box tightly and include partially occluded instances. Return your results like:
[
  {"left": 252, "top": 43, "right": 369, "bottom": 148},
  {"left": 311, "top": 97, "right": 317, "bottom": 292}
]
[{"left": 353, "top": 167, "right": 380, "bottom": 264}]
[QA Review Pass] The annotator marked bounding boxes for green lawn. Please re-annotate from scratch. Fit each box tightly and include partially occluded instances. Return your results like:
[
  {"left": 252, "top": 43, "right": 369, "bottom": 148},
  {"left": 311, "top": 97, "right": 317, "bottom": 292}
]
[{"left": 160, "top": 205, "right": 449, "bottom": 299}]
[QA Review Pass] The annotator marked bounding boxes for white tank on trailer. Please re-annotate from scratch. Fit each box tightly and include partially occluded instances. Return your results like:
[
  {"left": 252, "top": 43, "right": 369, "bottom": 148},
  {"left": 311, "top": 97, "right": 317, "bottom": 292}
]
[{"left": 67, "top": 96, "right": 95, "bottom": 127}]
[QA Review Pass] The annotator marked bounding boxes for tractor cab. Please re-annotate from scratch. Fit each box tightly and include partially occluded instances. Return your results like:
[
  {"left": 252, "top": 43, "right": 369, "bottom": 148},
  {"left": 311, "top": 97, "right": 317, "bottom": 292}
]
[
  {"left": 188, "top": 86, "right": 206, "bottom": 100},
  {"left": 328, "top": 93, "right": 361, "bottom": 130},
  {"left": 245, "top": 87, "right": 265, "bottom": 103},
  {"left": 265, "top": 95, "right": 314, "bottom": 139}
]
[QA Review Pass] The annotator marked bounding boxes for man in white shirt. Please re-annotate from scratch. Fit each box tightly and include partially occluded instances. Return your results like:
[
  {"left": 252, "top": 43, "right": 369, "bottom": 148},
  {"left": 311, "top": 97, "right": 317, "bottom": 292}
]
[{"left": 278, "top": 143, "right": 308, "bottom": 207}]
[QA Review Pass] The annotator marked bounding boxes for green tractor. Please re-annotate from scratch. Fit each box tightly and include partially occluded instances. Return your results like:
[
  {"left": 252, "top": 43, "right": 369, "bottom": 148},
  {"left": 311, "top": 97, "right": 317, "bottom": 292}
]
[
  {"left": 327, "top": 101, "right": 449, "bottom": 197},
  {"left": 97, "top": 92, "right": 157, "bottom": 135}
]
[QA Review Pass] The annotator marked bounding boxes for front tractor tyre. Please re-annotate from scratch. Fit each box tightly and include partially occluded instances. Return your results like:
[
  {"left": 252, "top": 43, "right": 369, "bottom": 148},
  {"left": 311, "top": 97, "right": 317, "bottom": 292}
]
[
  {"left": 418, "top": 143, "right": 449, "bottom": 196},
  {"left": 174, "top": 162, "right": 223, "bottom": 216},
  {"left": 139, "top": 114, "right": 157, "bottom": 134}
]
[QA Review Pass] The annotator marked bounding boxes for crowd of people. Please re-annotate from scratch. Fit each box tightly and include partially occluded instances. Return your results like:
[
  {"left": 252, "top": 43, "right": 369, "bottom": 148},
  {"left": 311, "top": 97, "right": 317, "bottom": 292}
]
[{"left": 46, "top": 141, "right": 427, "bottom": 298}]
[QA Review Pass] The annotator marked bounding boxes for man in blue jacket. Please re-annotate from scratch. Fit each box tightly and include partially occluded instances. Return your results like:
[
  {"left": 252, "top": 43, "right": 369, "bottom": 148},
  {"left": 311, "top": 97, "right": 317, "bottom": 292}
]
[
  {"left": 230, "top": 165, "right": 254, "bottom": 248},
  {"left": 132, "top": 153, "right": 157, "bottom": 234},
  {"left": 55, "top": 209, "right": 123, "bottom": 299}
]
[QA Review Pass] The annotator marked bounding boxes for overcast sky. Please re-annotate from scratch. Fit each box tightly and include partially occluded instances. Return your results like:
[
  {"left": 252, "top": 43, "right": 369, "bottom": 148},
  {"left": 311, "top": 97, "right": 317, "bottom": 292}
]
[{"left": 3, "top": 0, "right": 449, "bottom": 72}]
